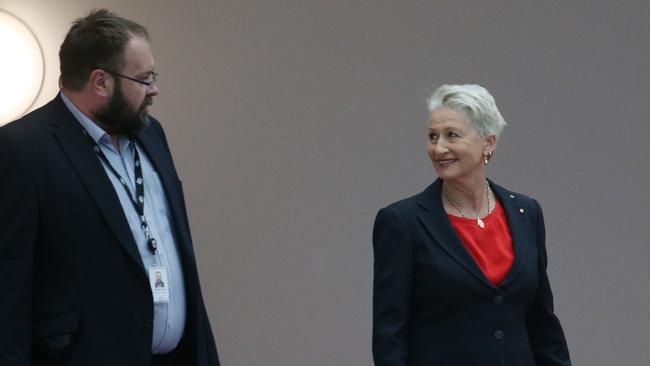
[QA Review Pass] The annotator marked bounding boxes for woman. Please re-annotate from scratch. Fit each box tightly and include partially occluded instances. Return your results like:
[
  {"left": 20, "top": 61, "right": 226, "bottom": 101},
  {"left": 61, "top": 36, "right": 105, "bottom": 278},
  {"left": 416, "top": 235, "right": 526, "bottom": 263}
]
[{"left": 372, "top": 84, "right": 571, "bottom": 365}]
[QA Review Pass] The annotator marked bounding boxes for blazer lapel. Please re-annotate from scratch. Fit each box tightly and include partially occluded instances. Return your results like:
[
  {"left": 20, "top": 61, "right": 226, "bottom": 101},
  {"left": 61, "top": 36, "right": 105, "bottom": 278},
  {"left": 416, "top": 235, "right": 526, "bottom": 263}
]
[
  {"left": 417, "top": 179, "right": 495, "bottom": 289},
  {"left": 490, "top": 182, "right": 529, "bottom": 287},
  {"left": 136, "top": 124, "right": 194, "bottom": 261},
  {"left": 48, "top": 96, "right": 145, "bottom": 271}
]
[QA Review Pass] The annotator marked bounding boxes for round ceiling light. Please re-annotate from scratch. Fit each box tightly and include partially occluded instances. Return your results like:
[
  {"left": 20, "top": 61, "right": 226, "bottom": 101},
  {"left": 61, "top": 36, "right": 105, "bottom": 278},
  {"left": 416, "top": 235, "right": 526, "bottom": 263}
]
[{"left": 0, "top": 10, "right": 45, "bottom": 126}]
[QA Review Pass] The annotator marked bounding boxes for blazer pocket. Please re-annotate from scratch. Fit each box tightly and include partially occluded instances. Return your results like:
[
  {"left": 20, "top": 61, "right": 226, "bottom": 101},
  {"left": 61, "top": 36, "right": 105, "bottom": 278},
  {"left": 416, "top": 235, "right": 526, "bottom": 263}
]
[
  {"left": 34, "top": 312, "right": 81, "bottom": 359},
  {"left": 410, "top": 329, "right": 460, "bottom": 344},
  {"left": 416, "top": 335, "right": 459, "bottom": 344}
]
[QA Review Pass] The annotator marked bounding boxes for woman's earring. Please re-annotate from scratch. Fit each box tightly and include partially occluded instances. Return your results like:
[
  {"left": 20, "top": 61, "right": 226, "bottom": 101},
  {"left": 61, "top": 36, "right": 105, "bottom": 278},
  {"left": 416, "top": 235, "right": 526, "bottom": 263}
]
[{"left": 484, "top": 152, "right": 492, "bottom": 165}]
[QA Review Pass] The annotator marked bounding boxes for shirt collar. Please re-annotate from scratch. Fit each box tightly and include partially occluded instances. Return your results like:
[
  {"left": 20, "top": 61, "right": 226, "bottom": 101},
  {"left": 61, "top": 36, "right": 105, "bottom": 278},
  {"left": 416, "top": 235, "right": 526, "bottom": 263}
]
[{"left": 60, "top": 91, "right": 131, "bottom": 153}]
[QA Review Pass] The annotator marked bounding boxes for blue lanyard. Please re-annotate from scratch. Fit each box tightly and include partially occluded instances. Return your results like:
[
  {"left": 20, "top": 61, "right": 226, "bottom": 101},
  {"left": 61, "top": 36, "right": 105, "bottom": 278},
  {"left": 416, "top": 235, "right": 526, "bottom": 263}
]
[{"left": 84, "top": 130, "right": 158, "bottom": 254}]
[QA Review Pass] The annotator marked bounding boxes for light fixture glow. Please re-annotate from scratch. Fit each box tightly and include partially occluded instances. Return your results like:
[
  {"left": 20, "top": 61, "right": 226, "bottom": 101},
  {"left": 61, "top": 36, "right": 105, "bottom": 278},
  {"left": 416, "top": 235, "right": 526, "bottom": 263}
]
[{"left": 0, "top": 10, "right": 45, "bottom": 126}]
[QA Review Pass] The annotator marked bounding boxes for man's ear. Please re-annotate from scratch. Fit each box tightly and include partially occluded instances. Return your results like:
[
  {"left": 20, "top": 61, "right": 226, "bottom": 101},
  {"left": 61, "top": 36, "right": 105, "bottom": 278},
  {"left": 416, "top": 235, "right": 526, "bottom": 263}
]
[{"left": 88, "top": 69, "right": 111, "bottom": 98}]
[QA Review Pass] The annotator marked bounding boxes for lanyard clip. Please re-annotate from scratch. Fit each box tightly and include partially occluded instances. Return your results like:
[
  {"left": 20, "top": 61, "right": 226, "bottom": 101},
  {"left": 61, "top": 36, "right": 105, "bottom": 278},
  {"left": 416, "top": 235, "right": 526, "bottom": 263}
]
[{"left": 148, "top": 238, "right": 158, "bottom": 254}]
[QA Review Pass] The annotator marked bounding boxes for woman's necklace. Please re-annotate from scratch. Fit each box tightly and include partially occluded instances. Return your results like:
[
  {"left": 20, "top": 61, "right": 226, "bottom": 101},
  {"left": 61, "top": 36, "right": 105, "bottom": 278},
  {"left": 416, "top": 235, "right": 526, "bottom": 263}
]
[{"left": 444, "top": 180, "right": 490, "bottom": 228}]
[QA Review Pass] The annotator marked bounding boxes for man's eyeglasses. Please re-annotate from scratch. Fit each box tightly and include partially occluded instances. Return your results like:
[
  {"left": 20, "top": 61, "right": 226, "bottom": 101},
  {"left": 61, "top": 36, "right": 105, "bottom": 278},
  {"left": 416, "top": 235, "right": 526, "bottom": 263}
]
[{"left": 98, "top": 68, "right": 158, "bottom": 87}]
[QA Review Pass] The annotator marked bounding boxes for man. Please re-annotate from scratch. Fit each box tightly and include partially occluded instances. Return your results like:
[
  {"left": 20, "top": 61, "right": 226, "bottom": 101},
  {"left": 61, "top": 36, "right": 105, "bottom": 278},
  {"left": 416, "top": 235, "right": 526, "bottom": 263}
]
[
  {"left": 155, "top": 272, "right": 166, "bottom": 288},
  {"left": 0, "top": 9, "right": 220, "bottom": 366}
]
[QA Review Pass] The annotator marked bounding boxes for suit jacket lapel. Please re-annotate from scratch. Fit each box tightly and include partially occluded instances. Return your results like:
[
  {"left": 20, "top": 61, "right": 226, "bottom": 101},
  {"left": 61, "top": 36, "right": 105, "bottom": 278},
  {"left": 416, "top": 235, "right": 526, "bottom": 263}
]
[
  {"left": 136, "top": 125, "right": 194, "bottom": 262},
  {"left": 48, "top": 95, "right": 145, "bottom": 271},
  {"left": 417, "top": 179, "right": 495, "bottom": 289},
  {"left": 490, "top": 182, "right": 529, "bottom": 287}
]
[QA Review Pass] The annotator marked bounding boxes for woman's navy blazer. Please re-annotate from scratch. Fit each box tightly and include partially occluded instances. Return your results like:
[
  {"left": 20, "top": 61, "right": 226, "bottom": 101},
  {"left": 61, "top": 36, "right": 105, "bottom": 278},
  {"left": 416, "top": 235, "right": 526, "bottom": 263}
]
[{"left": 372, "top": 179, "right": 571, "bottom": 366}]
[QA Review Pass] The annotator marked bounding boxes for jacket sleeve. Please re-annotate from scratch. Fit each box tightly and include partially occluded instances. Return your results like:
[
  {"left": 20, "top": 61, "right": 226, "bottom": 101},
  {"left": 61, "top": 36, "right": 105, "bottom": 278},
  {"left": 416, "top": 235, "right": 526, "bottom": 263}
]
[
  {"left": 0, "top": 129, "right": 38, "bottom": 364},
  {"left": 372, "top": 206, "right": 413, "bottom": 366},
  {"left": 526, "top": 199, "right": 572, "bottom": 366}
]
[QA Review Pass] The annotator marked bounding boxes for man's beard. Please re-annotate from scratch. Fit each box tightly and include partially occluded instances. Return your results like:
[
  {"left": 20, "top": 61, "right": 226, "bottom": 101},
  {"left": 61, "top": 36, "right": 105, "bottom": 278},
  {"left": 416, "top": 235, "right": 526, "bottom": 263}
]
[{"left": 96, "top": 81, "right": 152, "bottom": 135}]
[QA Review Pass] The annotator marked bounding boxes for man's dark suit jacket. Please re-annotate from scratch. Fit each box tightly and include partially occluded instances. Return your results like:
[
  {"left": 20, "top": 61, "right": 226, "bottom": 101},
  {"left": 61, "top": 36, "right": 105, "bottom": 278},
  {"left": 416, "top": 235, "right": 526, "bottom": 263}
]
[
  {"left": 0, "top": 95, "right": 220, "bottom": 366},
  {"left": 372, "top": 179, "right": 571, "bottom": 366}
]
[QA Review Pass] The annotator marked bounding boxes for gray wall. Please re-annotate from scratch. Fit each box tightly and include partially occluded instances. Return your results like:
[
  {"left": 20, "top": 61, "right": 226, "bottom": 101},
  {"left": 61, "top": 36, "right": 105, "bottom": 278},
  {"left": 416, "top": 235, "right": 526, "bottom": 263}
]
[{"left": 2, "top": 0, "right": 649, "bottom": 364}]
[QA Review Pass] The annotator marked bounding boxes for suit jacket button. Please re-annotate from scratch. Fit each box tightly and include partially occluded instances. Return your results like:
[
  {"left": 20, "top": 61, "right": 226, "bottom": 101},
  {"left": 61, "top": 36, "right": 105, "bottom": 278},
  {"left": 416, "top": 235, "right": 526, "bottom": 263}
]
[
  {"left": 493, "top": 295, "right": 503, "bottom": 304},
  {"left": 494, "top": 330, "right": 504, "bottom": 340}
]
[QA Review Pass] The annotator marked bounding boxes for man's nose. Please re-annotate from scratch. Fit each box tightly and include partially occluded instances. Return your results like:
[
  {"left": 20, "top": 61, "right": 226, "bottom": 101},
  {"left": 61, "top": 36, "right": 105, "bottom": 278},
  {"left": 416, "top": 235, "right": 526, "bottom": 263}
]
[{"left": 147, "top": 83, "right": 159, "bottom": 96}]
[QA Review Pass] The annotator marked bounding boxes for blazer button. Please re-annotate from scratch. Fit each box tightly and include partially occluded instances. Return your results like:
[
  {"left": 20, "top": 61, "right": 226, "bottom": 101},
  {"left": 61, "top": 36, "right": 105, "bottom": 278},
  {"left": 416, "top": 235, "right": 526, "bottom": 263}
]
[
  {"left": 493, "top": 295, "right": 503, "bottom": 304},
  {"left": 494, "top": 330, "right": 504, "bottom": 340}
]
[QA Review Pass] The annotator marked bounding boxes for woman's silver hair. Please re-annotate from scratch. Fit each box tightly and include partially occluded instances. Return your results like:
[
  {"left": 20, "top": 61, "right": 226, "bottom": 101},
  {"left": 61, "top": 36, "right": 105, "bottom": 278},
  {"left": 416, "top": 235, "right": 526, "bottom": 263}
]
[{"left": 427, "top": 84, "right": 507, "bottom": 137}]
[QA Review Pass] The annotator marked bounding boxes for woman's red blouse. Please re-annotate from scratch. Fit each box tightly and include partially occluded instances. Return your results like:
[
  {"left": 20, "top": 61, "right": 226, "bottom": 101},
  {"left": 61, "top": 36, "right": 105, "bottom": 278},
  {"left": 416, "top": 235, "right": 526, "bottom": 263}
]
[{"left": 448, "top": 199, "right": 514, "bottom": 286}]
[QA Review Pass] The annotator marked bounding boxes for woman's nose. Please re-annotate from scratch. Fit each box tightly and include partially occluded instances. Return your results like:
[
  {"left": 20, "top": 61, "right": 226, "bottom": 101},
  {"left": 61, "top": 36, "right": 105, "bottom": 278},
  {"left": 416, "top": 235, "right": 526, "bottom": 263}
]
[{"left": 434, "top": 140, "right": 449, "bottom": 154}]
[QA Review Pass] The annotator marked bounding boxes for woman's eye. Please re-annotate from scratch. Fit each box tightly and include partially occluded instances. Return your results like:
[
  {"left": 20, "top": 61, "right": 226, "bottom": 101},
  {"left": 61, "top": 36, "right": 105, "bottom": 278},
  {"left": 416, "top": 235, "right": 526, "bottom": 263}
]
[
  {"left": 428, "top": 133, "right": 437, "bottom": 141},
  {"left": 447, "top": 132, "right": 458, "bottom": 138}
]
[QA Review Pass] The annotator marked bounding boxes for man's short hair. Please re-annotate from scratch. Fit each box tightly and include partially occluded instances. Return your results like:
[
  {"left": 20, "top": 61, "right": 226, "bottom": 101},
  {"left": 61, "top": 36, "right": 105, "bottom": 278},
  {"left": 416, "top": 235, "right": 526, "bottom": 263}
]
[{"left": 59, "top": 9, "right": 149, "bottom": 91}]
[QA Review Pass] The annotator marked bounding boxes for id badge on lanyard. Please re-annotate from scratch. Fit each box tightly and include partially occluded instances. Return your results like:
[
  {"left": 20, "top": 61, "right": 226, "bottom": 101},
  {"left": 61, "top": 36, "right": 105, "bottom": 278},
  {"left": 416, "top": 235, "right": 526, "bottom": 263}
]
[
  {"left": 148, "top": 266, "right": 170, "bottom": 303},
  {"left": 86, "top": 135, "right": 171, "bottom": 304}
]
